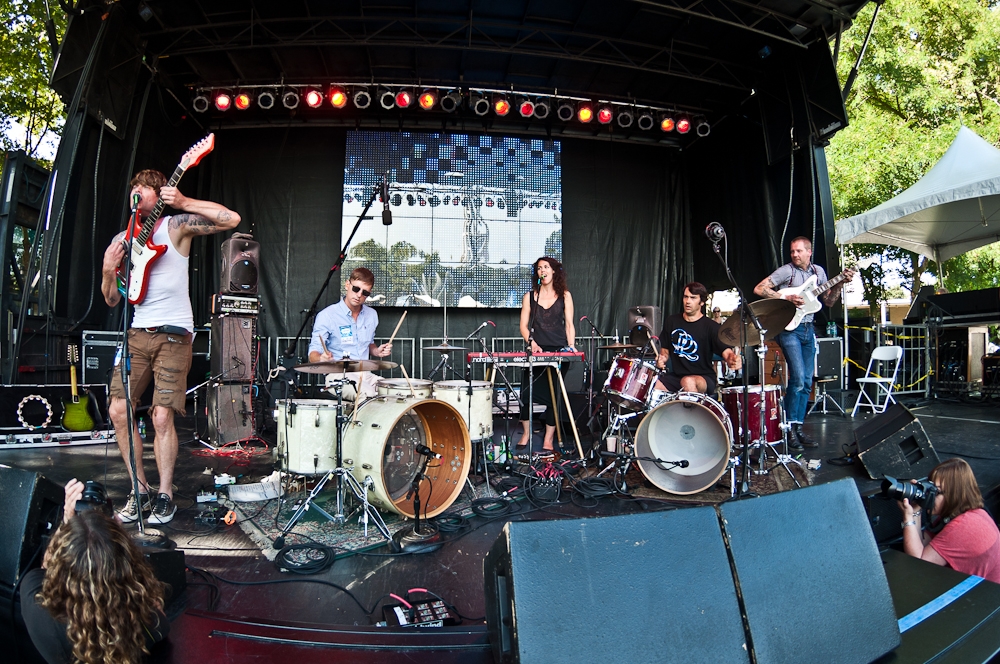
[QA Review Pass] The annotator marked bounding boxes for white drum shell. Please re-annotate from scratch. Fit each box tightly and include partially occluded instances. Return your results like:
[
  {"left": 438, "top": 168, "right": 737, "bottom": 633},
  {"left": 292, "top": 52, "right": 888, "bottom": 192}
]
[
  {"left": 432, "top": 380, "right": 494, "bottom": 440},
  {"left": 276, "top": 399, "right": 340, "bottom": 475},
  {"left": 377, "top": 378, "right": 433, "bottom": 398}
]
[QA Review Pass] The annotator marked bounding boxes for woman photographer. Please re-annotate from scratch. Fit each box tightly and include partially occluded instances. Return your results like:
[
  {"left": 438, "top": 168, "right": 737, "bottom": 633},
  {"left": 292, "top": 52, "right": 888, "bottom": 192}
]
[
  {"left": 899, "top": 458, "right": 1000, "bottom": 583},
  {"left": 20, "top": 479, "right": 169, "bottom": 664}
]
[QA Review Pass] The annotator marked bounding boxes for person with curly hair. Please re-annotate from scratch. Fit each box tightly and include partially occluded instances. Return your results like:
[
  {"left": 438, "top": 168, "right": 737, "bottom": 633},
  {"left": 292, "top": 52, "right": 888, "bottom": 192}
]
[
  {"left": 517, "top": 256, "right": 576, "bottom": 460},
  {"left": 898, "top": 458, "right": 1000, "bottom": 583},
  {"left": 20, "top": 479, "right": 169, "bottom": 664}
]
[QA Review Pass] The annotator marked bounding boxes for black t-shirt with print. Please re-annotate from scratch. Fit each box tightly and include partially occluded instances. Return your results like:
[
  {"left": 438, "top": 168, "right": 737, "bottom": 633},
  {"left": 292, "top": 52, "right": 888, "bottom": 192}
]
[{"left": 660, "top": 313, "right": 729, "bottom": 377}]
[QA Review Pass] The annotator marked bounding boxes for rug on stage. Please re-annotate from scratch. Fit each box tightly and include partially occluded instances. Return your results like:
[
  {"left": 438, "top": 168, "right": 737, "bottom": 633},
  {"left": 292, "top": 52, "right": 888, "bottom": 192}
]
[{"left": 230, "top": 483, "right": 498, "bottom": 562}]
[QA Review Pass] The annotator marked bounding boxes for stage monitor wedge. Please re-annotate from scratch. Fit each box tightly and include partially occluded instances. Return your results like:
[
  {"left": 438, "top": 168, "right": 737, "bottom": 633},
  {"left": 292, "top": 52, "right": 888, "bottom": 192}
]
[
  {"left": 0, "top": 466, "right": 63, "bottom": 587},
  {"left": 854, "top": 404, "right": 940, "bottom": 480}
]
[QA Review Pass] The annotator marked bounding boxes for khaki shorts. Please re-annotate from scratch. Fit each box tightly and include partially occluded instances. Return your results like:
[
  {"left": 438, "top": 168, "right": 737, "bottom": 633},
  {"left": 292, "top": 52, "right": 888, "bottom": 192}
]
[{"left": 109, "top": 329, "right": 193, "bottom": 415}]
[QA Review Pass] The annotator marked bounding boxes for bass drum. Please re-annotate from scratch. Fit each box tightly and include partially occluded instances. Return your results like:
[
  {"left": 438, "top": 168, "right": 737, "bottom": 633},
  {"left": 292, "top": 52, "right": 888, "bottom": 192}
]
[
  {"left": 634, "top": 392, "right": 733, "bottom": 495},
  {"left": 342, "top": 396, "right": 471, "bottom": 518}
]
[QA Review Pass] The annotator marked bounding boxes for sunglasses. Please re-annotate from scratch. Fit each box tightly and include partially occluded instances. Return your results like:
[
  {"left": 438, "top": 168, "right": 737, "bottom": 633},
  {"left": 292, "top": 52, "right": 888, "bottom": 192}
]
[{"left": 351, "top": 284, "right": 372, "bottom": 298}]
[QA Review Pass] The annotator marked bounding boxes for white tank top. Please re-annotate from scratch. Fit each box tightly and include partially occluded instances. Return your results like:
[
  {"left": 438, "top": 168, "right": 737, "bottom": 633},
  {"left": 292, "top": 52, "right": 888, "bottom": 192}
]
[{"left": 131, "top": 217, "right": 194, "bottom": 332}]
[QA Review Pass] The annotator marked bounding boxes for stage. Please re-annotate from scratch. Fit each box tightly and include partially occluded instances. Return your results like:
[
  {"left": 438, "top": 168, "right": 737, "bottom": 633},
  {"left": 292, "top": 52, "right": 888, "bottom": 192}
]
[{"left": 4, "top": 393, "right": 1000, "bottom": 663}]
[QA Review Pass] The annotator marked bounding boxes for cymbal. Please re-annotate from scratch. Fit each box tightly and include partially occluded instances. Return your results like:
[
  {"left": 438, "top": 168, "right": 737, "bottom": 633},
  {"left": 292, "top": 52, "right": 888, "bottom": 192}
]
[
  {"left": 718, "top": 299, "right": 796, "bottom": 346},
  {"left": 597, "top": 342, "right": 642, "bottom": 350},
  {"left": 421, "top": 343, "right": 466, "bottom": 352},
  {"left": 294, "top": 359, "right": 399, "bottom": 374}
]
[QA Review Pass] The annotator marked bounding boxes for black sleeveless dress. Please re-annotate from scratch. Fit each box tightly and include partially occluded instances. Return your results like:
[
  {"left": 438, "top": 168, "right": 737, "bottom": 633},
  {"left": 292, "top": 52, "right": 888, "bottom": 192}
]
[{"left": 520, "top": 293, "right": 568, "bottom": 426}]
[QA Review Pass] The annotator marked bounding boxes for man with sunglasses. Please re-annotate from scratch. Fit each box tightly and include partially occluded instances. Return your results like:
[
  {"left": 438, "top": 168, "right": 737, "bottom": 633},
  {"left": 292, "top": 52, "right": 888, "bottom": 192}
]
[{"left": 308, "top": 267, "right": 392, "bottom": 399}]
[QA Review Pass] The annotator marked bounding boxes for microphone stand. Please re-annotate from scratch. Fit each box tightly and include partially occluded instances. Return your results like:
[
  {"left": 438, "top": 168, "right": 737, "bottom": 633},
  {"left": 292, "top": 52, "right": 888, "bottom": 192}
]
[
  {"left": 581, "top": 316, "right": 606, "bottom": 440},
  {"left": 524, "top": 286, "right": 540, "bottom": 454},
  {"left": 392, "top": 453, "right": 442, "bottom": 553}
]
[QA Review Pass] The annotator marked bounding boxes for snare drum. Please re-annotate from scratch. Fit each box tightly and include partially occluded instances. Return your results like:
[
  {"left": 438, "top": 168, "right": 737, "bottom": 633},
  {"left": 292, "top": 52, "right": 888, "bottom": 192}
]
[
  {"left": 604, "top": 355, "right": 659, "bottom": 410},
  {"left": 721, "top": 384, "right": 783, "bottom": 447},
  {"left": 634, "top": 392, "right": 733, "bottom": 495},
  {"left": 276, "top": 399, "right": 339, "bottom": 475},
  {"left": 432, "top": 380, "right": 494, "bottom": 441},
  {"left": 377, "top": 377, "right": 433, "bottom": 399},
  {"left": 342, "top": 397, "right": 471, "bottom": 518}
]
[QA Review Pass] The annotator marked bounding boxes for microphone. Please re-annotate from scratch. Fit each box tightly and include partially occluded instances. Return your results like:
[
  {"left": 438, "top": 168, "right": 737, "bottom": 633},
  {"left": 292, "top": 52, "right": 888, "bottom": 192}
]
[
  {"left": 679, "top": 459, "right": 690, "bottom": 468},
  {"left": 381, "top": 172, "right": 392, "bottom": 226},
  {"left": 705, "top": 222, "right": 725, "bottom": 243},
  {"left": 771, "top": 355, "right": 779, "bottom": 378},
  {"left": 131, "top": 193, "right": 141, "bottom": 211},
  {"left": 465, "top": 320, "right": 495, "bottom": 340},
  {"left": 415, "top": 444, "right": 442, "bottom": 460}
]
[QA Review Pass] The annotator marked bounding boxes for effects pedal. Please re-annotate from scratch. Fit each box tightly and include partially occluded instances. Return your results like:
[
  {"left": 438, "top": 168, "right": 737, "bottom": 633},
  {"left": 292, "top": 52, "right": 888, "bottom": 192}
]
[{"left": 379, "top": 600, "right": 459, "bottom": 628}]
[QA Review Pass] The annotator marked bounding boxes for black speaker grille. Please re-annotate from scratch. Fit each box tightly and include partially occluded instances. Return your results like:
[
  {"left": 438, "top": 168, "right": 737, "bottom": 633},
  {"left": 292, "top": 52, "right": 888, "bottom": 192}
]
[{"left": 228, "top": 258, "right": 258, "bottom": 292}]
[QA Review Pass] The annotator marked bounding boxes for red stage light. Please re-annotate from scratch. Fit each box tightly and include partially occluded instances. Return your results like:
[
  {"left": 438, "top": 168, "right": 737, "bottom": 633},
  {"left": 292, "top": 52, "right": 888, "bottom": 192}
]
[
  {"left": 494, "top": 97, "right": 511, "bottom": 116},
  {"left": 304, "top": 89, "right": 324, "bottom": 108},
  {"left": 597, "top": 106, "right": 613, "bottom": 124},
  {"left": 660, "top": 117, "right": 675, "bottom": 132},
  {"left": 577, "top": 104, "right": 594, "bottom": 123},
  {"left": 329, "top": 87, "right": 348, "bottom": 108},
  {"left": 395, "top": 90, "right": 413, "bottom": 108},
  {"left": 214, "top": 92, "right": 232, "bottom": 111},
  {"left": 233, "top": 92, "right": 251, "bottom": 110},
  {"left": 519, "top": 100, "right": 534, "bottom": 117},
  {"left": 418, "top": 90, "right": 437, "bottom": 110},
  {"left": 676, "top": 117, "right": 692, "bottom": 134}
]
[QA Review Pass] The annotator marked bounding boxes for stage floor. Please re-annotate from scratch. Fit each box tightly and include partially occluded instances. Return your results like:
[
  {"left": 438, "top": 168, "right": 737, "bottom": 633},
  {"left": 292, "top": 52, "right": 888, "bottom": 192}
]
[{"left": 3, "top": 394, "right": 1000, "bottom": 662}]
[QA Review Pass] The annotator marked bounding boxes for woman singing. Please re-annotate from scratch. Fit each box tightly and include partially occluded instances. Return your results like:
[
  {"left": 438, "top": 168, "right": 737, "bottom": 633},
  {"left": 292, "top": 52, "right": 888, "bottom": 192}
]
[
  {"left": 516, "top": 256, "right": 576, "bottom": 460},
  {"left": 898, "top": 458, "right": 1000, "bottom": 583}
]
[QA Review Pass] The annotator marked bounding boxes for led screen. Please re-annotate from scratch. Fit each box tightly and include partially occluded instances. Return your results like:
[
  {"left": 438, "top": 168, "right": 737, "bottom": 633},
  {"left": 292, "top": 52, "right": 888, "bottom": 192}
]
[{"left": 342, "top": 131, "right": 562, "bottom": 308}]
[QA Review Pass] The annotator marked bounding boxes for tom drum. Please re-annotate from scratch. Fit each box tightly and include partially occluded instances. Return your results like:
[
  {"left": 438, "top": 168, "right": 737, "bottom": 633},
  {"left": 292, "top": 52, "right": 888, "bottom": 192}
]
[
  {"left": 377, "top": 377, "right": 433, "bottom": 399},
  {"left": 432, "top": 380, "right": 494, "bottom": 441},
  {"left": 276, "top": 399, "right": 339, "bottom": 475},
  {"left": 721, "top": 384, "right": 784, "bottom": 448},
  {"left": 604, "top": 355, "right": 658, "bottom": 410}
]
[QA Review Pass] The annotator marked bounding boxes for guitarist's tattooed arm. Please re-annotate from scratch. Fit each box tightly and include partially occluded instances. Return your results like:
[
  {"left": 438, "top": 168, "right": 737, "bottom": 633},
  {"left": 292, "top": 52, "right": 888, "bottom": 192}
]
[
  {"left": 102, "top": 231, "right": 127, "bottom": 307},
  {"left": 162, "top": 186, "right": 241, "bottom": 237}
]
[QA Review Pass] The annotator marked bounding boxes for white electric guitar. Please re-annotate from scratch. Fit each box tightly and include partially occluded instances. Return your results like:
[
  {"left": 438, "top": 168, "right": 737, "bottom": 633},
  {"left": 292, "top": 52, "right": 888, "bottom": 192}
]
[
  {"left": 117, "top": 134, "right": 215, "bottom": 304},
  {"left": 778, "top": 264, "right": 857, "bottom": 331}
]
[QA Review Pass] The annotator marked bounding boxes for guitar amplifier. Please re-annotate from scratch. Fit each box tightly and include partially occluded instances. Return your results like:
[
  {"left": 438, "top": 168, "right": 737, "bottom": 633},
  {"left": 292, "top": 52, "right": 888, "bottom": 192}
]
[
  {"left": 82, "top": 330, "right": 122, "bottom": 385},
  {"left": 208, "top": 383, "right": 253, "bottom": 445},
  {"left": 210, "top": 314, "right": 256, "bottom": 383}
]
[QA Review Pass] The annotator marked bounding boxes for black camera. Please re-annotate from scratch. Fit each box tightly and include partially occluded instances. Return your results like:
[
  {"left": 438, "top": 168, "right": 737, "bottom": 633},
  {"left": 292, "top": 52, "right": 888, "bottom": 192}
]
[
  {"left": 75, "top": 480, "right": 113, "bottom": 516},
  {"left": 880, "top": 476, "right": 940, "bottom": 509}
]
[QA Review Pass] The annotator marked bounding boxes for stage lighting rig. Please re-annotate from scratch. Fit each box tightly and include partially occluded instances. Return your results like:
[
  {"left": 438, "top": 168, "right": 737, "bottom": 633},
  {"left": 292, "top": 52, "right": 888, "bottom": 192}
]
[
  {"left": 493, "top": 96, "right": 511, "bottom": 116},
  {"left": 379, "top": 88, "right": 396, "bottom": 109},
  {"left": 660, "top": 114, "right": 676, "bottom": 132},
  {"left": 517, "top": 96, "right": 534, "bottom": 118},
  {"left": 577, "top": 102, "right": 594, "bottom": 123},
  {"left": 233, "top": 91, "right": 252, "bottom": 110},
  {"left": 533, "top": 98, "right": 550, "bottom": 119},
  {"left": 214, "top": 91, "right": 232, "bottom": 111},
  {"left": 257, "top": 90, "right": 276, "bottom": 109},
  {"left": 395, "top": 89, "right": 413, "bottom": 108},
  {"left": 282, "top": 90, "right": 300, "bottom": 109},
  {"left": 329, "top": 86, "right": 348, "bottom": 108},
  {"left": 192, "top": 93, "right": 210, "bottom": 113},
  {"left": 440, "top": 90, "right": 462, "bottom": 113},
  {"left": 418, "top": 89, "right": 438, "bottom": 110},
  {"left": 556, "top": 100, "right": 575, "bottom": 122},
  {"left": 354, "top": 89, "right": 372, "bottom": 109},
  {"left": 303, "top": 88, "right": 324, "bottom": 108},
  {"left": 637, "top": 111, "right": 655, "bottom": 130},
  {"left": 597, "top": 105, "right": 613, "bottom": 125},
  {"left": 696, "top": 118, "right": 711, "bottom": 137},
  {"left": 676, "top": 115, "right": 692, "bottom": 134},
  {"left": 617, "top": 108, "right": 634, "bottom": 128},
  {"left": 470, "top": 93, "right": 490, "bottom": 116}
]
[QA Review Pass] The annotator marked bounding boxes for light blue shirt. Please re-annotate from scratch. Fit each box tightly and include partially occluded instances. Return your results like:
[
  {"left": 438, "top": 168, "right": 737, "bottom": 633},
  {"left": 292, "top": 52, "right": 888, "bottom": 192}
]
[{"left": 309, "top": 299, "right": 379, "bottom": 360}]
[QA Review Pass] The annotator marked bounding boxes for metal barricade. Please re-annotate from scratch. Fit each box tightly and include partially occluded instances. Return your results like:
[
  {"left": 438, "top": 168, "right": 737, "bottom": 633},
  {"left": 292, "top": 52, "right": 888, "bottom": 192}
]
[{"left": 877, "top": 324, "right": 930, "bottom": 398}]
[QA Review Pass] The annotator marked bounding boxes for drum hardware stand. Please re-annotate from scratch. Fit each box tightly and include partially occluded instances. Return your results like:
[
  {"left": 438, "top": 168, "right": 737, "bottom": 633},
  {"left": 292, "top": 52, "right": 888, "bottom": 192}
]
[
  {"left": 751, "top": 422, "right": 803, "bottom": 488},
  {"left": 182, "top": 368, "right": 238, "bottom": 449},
  {"left": 596, "top": 408, "right": 638, "bottom": 488},
  {"left": 475, "top": 334, "right": 519, "bottom": 482},
  {"left": 273, "top": 378, "right": 392, "bottom": 549},
  {"left": 392, "top": 447, "right": 443, "bottom": 553},
  {"left": 580, "top": 315, "right": 607, "bottom": 439},
  {"left": 599, "top": 449, "right": 689, "bottom": 493}
]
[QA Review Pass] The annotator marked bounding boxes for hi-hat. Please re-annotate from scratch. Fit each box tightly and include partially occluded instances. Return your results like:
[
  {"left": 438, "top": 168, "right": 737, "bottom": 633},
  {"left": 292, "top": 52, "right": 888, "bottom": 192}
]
[
  {"left": 597, "top": 342, "right": 642, "bottom": 350},
  {"left": 718, "top": 299, "right": 796, "bottom": 346},
  {"left": 422, "top": 342, "right": 466, "bottom": 352},
  {"left": 294, "top": 359, "right": 398, "bottom": 374}
]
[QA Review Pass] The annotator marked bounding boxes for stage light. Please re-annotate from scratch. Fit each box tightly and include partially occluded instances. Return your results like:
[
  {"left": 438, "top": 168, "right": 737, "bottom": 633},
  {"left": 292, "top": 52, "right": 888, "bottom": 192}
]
[
  {"left": 617, "top": 108, "right": 634, "bottom": 128},
  {"left": 597, "top": 105, "right": 613, "bottom": 124},
  {"left": 257, "top": 90, "right": 276, "bottom": 110},
  {"left": 470, "top": 93, "right": 490, "bottom": 116},
  {"left": 440, "top": 90, "right": 462, "bottom": 113},
  {"left": 395, "top": 89, "right": 413, "bottom": 108},
  {"left": 696, "top": 118, "right": 710, "bottom": 137},
  {"left": 418, "top": 89, "right": 438, "bottom": 110},
  {"left": 533, "top": 98, "right": 550, "bottom": 119},
  {"left": 556, "top": 100, "right": 575, "bottom": 121},
  {"left": 577, "top": 102, "right": 594, "bottom": 123},
  {"left": 214, "top": 92, "right": 232, "bottom": 111},
  {"left": 660, "top": 115, "right": 675, "bottom": 132},
  {"left": 517, "top": 97, "right": 534, "bottom": 118},
  {"left": 676, "top": 115, "right": 692, "bottom": 134},
  {"left": 234, "top": 91, "right": 252, "bottom": 110},
  {"left": 379, "top": 88, "right": 396, "bottom": 109},
  {"left": 304, "top": 88, "right": 324, "bottom": 108},
  {"left": 192, "top": 94, "right": 210, "bottom": 113},
  {"left": 354, "top": 89, "right": 371, "bottom": 109},
  {"left": 637, "top": 111, "right": 655, "bottom": 130},
  {"left": 494, "top": 96, "right": 511, "bottom": 116},
  {"left": 328, "top": 86, "right": 348, "bottom": 108},
  {"left": 282, "top": 90, "right": 300, "bottom": 109}
]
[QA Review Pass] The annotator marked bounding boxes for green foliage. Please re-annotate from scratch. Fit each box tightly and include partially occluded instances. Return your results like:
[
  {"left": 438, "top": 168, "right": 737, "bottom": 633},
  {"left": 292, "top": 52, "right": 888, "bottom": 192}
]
[
  {"left": 942, "top": 242, "right": 1000, "bottom": 291},
  {"left": 827, "top": 0, "right": 1000, "bottom": 305},
  {"left": 0, "top": 0, "right": 67, "bottom": 169}
]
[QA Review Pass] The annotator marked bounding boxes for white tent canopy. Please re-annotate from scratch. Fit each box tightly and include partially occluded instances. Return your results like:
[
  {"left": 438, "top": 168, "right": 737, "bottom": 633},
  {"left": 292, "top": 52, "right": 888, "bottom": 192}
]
[{"left": 836, "top": 126, "right": 1000, "bottom": 263}]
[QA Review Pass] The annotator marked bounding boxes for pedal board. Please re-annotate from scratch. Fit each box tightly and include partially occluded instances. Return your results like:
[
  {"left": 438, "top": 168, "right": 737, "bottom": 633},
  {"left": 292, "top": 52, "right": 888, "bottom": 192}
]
[{"left": 380, "top": 600, "right": 459, "bottom": 628}]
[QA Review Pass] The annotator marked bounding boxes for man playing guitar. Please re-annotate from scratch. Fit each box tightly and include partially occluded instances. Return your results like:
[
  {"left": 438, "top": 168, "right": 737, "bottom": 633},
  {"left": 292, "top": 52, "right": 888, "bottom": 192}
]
[
  {"left": 101, "top": 169, "right": 240, "bottom": 524},
  {"left": 754, "top": 236, "right": 854, "bottom": 450}
]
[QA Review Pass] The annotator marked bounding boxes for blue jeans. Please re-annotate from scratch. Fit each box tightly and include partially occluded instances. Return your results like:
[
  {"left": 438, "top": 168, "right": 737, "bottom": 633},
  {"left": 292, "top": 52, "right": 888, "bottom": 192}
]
[{"left": 775, "top": 324, "right": 816, "bottom": 424}]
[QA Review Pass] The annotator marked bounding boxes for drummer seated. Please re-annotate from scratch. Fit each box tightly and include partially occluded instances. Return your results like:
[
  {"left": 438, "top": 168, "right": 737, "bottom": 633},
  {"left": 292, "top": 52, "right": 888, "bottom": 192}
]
[{"left": 656, "top": 351, "right": 740, "bottom": 396}]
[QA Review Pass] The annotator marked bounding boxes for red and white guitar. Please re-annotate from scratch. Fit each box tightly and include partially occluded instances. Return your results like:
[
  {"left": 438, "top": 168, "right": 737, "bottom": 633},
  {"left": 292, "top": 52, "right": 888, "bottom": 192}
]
[
  {"left": 778, "top": 263, "right": 860, "bottom": 330},
  {"left": 117, "top": 134, "right": 215, "bottom": 304}
]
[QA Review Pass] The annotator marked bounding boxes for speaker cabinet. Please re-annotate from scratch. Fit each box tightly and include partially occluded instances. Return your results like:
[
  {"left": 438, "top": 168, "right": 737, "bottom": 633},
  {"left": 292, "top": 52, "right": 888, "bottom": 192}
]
[
  {"left": 854, "top": 404, "right": 940, "bottom": 480},
  {"left": 208, "top": 383, "right": 253, "bottom": 445},
  {"left": 627, "top": 305, "right": 662, "bottom": 347},
  {"left": 220, "top": 234, "right": 260, "bottom": 295},
  {"left": 210, "top": 314, "right": 255, "bottom": 382},
  {"left": 815, "top": 336, "right": 843, "bottom": 379},
  {"left": 0, "top": 467, "right": 63, "bottom": 587}
]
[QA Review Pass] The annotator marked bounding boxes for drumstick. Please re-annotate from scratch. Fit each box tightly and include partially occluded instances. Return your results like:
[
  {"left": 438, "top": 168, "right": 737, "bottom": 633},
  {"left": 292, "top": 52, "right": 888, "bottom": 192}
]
[
  {"left": 387, "top": 310, "right": 407, "bottom": 345},
  {"left": 318, "top": 334, "right": 329, "bottom": 356},
  {"left": 400, "top": 364, "right": 416, "bottom": 398}
]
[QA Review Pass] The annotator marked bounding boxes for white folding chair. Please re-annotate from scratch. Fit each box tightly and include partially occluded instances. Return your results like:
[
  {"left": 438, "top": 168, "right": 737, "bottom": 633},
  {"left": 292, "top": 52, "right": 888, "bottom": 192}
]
[{"left": 851, "top": 345, "right": 903, "bottom": 416}]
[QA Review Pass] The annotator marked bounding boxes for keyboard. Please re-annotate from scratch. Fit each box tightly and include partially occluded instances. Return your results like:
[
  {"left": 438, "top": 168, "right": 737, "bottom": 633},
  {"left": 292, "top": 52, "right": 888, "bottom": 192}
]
[{"left": 467, "top": 351, "right": 585, "bottom": 365}]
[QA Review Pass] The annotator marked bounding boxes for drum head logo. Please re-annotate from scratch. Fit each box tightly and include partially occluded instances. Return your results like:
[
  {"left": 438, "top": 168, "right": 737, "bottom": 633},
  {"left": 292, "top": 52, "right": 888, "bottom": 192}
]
[{"left": 671, "top": 328, "right": 699, "bottom": 361}]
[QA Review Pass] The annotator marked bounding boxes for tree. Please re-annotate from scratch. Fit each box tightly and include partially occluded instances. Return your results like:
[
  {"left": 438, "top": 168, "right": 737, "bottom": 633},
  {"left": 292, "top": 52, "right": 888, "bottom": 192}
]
[
  {"left": 0, "top": 0, "right": 66, "bottom": 169},
  {"left": 827, "top": 0, "right": 1000, "bottom": 306}
]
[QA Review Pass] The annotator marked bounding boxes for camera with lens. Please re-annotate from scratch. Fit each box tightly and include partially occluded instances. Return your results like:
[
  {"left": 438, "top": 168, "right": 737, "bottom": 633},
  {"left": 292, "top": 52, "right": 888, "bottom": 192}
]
[
  {"left": 880, "top": 476, "right": 940, "bottom": 509},
  {"left": 74, "top": 480, "right": 113, "bottom": 516}
]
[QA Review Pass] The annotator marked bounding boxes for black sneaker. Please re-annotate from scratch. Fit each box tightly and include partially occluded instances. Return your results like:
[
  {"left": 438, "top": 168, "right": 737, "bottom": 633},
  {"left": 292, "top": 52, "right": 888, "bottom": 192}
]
[
  {"left": 794, "top": 424, "right": 819, "bottom": 448},
  {"left": 116, "top": 492, "right": 151, "bottom": 523},
  {"left": 148, "top": 493, "right": 177, "bottom": 524}
]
